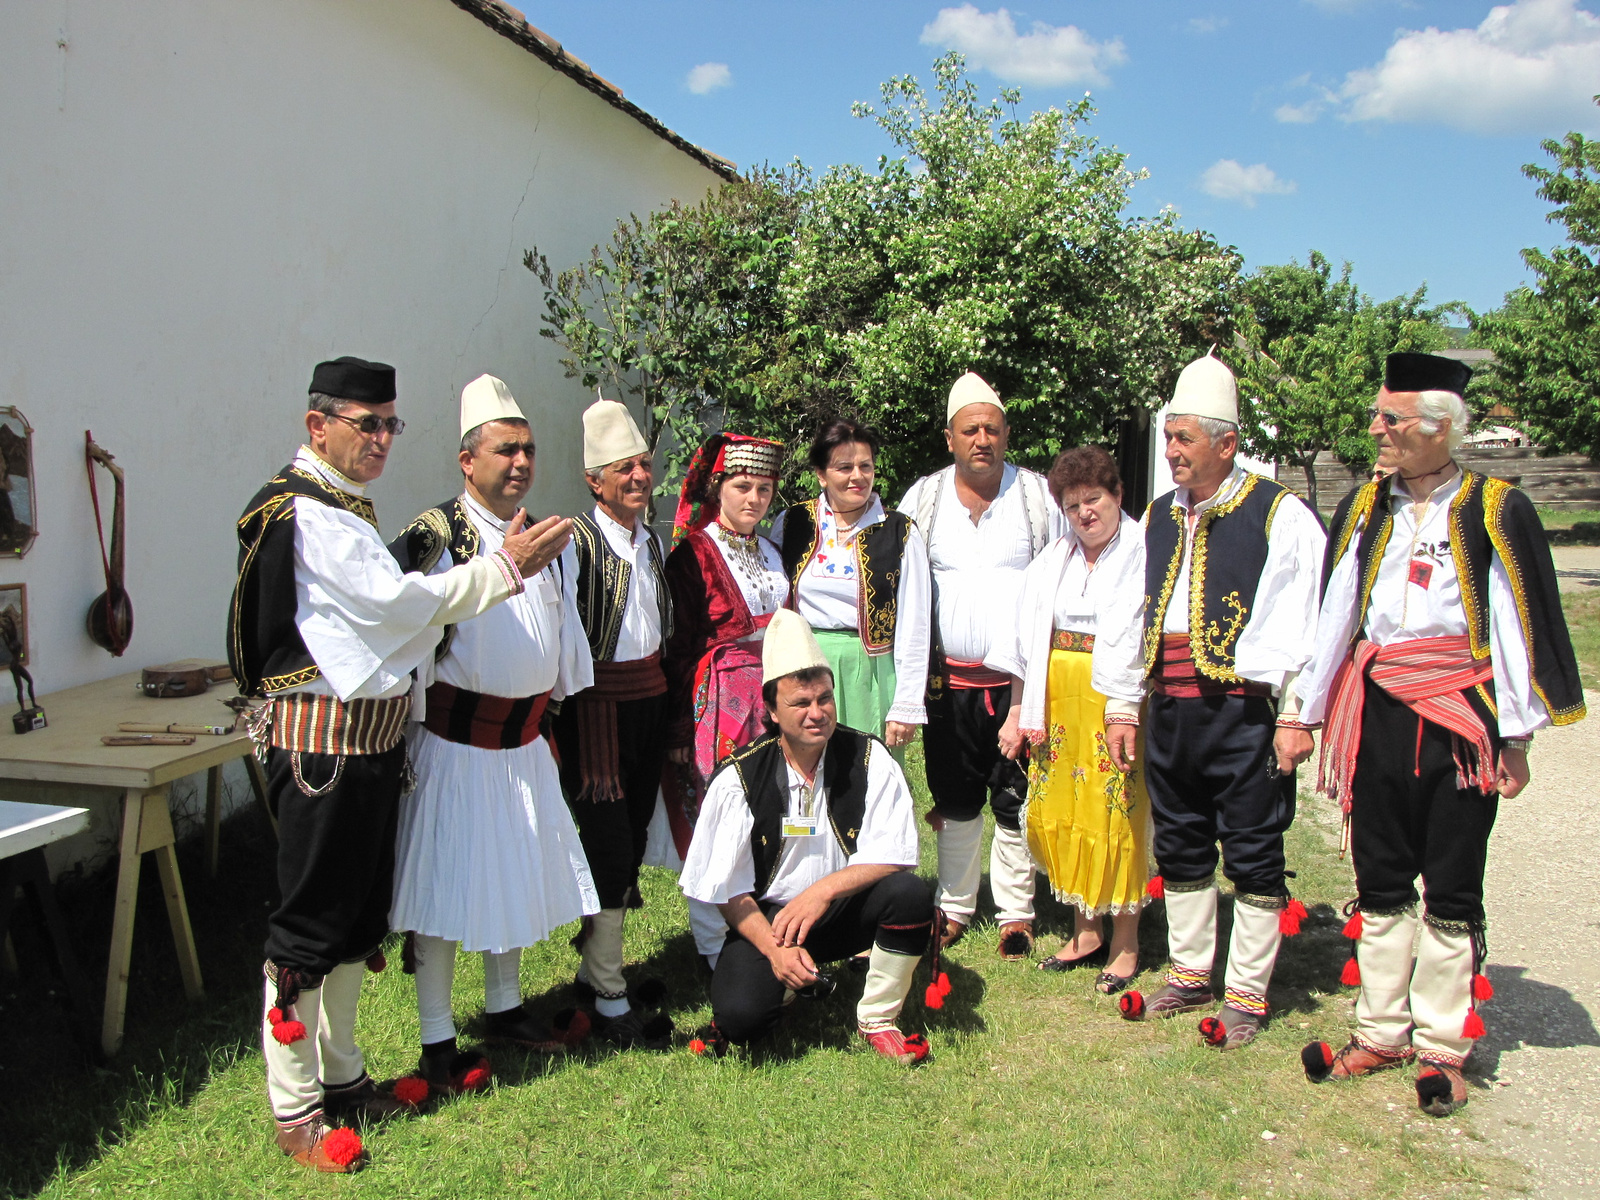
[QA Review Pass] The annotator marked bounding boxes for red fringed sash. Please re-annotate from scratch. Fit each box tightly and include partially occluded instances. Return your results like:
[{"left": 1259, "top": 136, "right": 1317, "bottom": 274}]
[
  {"left": 1317, "top": 635, "right": 1496, "bottom": 813},
  {"left": 572, "top": 652, "right": 667, "bottom": 801}
]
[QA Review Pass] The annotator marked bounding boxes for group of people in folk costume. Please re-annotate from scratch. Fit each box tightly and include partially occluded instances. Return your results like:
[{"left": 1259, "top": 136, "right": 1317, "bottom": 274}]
[{"left": 229, "top": 347, "right": 1584, "bottom": 1172}]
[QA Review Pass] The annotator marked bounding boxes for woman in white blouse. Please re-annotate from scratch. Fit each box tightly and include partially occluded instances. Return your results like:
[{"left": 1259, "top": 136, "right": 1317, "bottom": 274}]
[
  {"left": 769, "top": 419, "right": 932, "bottom": 757},
  {"left": 989, "top": 445, "right": 1150, "bottom": 993}
]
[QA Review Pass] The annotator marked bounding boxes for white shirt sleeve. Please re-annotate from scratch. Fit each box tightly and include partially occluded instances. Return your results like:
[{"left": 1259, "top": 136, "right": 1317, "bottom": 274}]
[
  {"left": 292, "top": 499, "right": 517, "bottom": 700},
  {"left": 1297, "top": 534, "right": 1363, "bottom": 727},
  {"left": 678, "top": 768, "right": 757, "bottom": 904},
  {"left": 1489, "top": 551, "right": 1551, "bottom": 738},
  {"left": 553, "top": 543, "right": 594, "bottom": 703},
  {"left": 887, "top": 530, "right": 931, "bottom": 724},
  {"left": 848, "top": 742, "right": 922, "bottom": 869},
  {"left": 1089, "top": 523, "right": 1148, "bottom": 705},
  {"left": 1233, "top": 494, "right": 1327, "bottom": 696}
]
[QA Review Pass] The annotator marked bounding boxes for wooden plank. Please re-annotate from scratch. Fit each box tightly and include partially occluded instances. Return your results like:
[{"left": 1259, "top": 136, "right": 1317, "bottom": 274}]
[
  {"left": 101, "top": 788, "right": 147, "bottom": 1057},
  {"left": 136, "top": 793, "right": 175, "bottom": 854},
  {"left": 153, "top": 841, "right": 204, "bottom": 1002},
  {"left": 0, "top": 800, "right": 90, "bottom": 859}
]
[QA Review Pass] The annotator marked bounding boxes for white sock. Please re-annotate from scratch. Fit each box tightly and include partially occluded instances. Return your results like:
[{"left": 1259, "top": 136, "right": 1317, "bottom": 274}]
[
  {"left": 483, "top": 947, "right": 523, "bottom": 1015},
  {"left": 1163, "top": 879, "right": 1219, "bottom": 989},
  {"left": 1355, "top": 908, "right": 1419, "bottom": 1052},
  {"left": 989, "top": 822, "right": 1037, "bottom": 924},
  {"left": 856, "top": 944, "right": 921, "bottom": 1031},
  {"left": 583, "top": 908, "right": 630, "bottom": 1017},
  {"left": 263, "top": 972, "right": 322, "bottom": 1124},
  {"left": 413, "top": 933, "right": 459, "bottom": 1045},
  {"left": 317, "top": 961, "right": 368, "bottom": 1089},
  {"left": 935, "top": 816, "right": 983, "bottom": 920},
  {"left": 1223, "top": 898, "right": 1283, "bottom": 1017},
  {"left": 1411, "top": 919, "right": 1474, "bottom": 1063}
]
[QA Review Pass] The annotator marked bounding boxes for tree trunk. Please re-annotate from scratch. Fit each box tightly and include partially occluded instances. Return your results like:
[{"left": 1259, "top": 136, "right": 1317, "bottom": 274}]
[{"left": 1302, "top": 457, "right": 1320, "bottom": 514}]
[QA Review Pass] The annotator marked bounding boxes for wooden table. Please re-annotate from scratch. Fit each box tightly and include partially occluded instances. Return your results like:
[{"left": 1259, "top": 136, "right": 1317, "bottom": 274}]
[
  {"left": 0, "top": 665, "right": 273, "bottom": 1055},
  {"left": 0, "top": 800, "right": 95, "bottom": 1051}
]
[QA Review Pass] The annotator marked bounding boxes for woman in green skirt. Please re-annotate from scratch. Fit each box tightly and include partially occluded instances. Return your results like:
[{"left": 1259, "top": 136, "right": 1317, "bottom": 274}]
[{"left": 770, "top": 419, "right": 931, "bottom": 757}]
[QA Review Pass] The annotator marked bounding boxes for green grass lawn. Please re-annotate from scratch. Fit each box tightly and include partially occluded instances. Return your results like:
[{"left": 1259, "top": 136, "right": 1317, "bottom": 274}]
[
  {"left": 1537, "top": 507, "right": 1600, "bottom": 544},
  {"left": 1560, "top": 588, "right": 1600, "bottom": 689},
  {"left": 1, "top": 746, "right": 1517, "bottom": 1200}
]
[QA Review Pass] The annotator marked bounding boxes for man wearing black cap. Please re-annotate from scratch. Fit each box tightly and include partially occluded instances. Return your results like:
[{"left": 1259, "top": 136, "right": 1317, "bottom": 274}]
[
  {"left": 1295, "top": 352, "right": 1585, "bottom": 1117},
  {"left": 228, "top": 357, "right": 571, "bottom": 1171}
]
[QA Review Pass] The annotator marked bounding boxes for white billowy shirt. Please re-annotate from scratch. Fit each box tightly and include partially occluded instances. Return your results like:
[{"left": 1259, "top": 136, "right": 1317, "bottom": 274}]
[
  {"left": 987, "top": 512, "right": 1146, "bottom": 735},
  {"left": 679, "top": 739, "right": 920, "bottom": 906},
  {"left": 769, "top": 494, "right": 932, "bottom": 725},
  {"left": 897, "top": 464, "right": 1063, "bottom": 664},
  {"left": 419, "top": 493, "right": 593, "bottom": 703},
  {"left": 1297, "top": 468, "right": 1547, "bottom": 737},
  {"left": 282, "top": 448, "right": 520, "bottom": 702},
  {"left": 704, "top": 524, "right": 789, "bottom": 641},
  {"left": 591, "top": 505, "right": 662, "bottom": 663}
]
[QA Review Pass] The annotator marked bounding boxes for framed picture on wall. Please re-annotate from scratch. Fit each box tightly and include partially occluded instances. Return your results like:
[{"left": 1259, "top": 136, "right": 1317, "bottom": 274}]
[
  {"left": 0, "top": 407, "right": 37, "bottom": 557},
  {"left": 0, "top": 583, "right": 27, "bottom": 668}
]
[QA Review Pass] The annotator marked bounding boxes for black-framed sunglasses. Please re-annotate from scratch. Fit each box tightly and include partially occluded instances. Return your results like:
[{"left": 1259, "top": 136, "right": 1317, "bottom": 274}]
[
  {"left": 1369, "top": 408, "right": 1419, "bottom": 429},
  {"left": 328, "top": 411, "right": 406, "bottom": 437}
]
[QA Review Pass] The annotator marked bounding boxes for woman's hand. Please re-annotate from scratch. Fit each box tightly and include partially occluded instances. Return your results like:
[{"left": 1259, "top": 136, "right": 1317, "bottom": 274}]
[{"left": 884, "top": 720, "right": 916, "bottom": 749}]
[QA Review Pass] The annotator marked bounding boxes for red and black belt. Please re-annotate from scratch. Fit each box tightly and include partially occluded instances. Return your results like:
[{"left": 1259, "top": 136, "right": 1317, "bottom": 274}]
[{"left": 423, "top": 681, "right": 552, "bottom": 750}]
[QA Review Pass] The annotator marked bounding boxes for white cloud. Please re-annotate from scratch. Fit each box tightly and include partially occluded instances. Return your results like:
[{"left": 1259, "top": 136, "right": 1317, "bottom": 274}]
[
  {"left": 1198, "top": 159, "right": 1298, "bottom": 207},
  {"left": 686, "top": 62, "right": 732, "bottom": 95},
  {"left": 1275, "top": 99, "right": 1325, "bottom": 123},
  {"left": 1338, "top": 0, "right": 1600, "bottom": 134},
  {"left": 1188, "top": 16, "right": 1228, "bottom": 35},
  {"left": 920, "top": 5, "right": 1127, "bottom": 87}
]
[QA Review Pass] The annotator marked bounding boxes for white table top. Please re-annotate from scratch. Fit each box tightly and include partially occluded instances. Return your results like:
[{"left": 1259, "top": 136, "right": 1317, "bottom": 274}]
[{"left": 0, "top": 800, "right": 91, "bottom": 860}]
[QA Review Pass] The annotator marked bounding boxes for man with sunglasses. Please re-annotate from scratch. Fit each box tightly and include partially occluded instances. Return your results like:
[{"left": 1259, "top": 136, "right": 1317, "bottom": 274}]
[
  {"left": 388, "top": 375, "right": 598, "bottom": 1095},
  {"left": 1295, "top": 352, "right": 1585, "bottom": 1117},
  {"left": 228, "top": 357, "right": 571, "bottom": 1172}
]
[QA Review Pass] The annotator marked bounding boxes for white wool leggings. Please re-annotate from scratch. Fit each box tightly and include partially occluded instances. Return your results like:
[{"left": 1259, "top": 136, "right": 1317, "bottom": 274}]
[{"left": 411, "top": 933, "right": 524, "bottom": 1045}]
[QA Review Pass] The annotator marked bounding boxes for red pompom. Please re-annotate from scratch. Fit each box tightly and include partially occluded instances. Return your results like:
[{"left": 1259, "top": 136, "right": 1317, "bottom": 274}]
[
  {"left": 1198, "top": 1016, "right": 1226, "bottom": 1047},
  {"left": 365, "top": 951, "right": 386, "bottom": 973},
  {"left": 924, "top": 982, "right": 945, "bottom": 1010},
  {"left": 688, "top": 1038, "right": 707, "bottom": 1056},
  {"left": 1341, "top": 911, "right": 1364, "bottom": 941},
  {"left": 1280, "top": 899, "right": 1308, "bottom": 937},
  {"left": 392, "top": 1076, "right": 429, "bottom": 1107},
  {"left": 266, "top": 1007, "right": 284, "bottom": 1026},
  {"left": 556, "top": 1008, "right": 591, "bottom": 1044},
  {"left": 1462, "top": 1010, "right": 1486, "bottom": 1040},
  {"left": 320, "top": 1127, "right": 363, "bottom": 1168},
  {"left": 1339, "top": 957, "right": 1362, "bottom": 987},
  {"left": 1118, "top": 990, "right": 1145, "bottom": 1021},
  {"left": 460, "top": 1064, "right": 491, "bottom": 1091},
  {"left": 271, "top": 1019, "right": 308, "bottom": 1045},
  {"left": 936, "top": 971, "right": 952, "bottom": 997},
  {"left": 1146, "top": 876, "right": 1165, "bottom": 899},
  {"left": 1312, "top": 1041, "right": 1333, "bottom": 1069},
  {"left": 1472, "top": 973, "right": 1494, "bottom": 1003}
]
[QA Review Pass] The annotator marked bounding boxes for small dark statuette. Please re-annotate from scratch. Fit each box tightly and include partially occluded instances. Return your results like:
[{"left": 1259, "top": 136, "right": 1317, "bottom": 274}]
[{"left": 1, "top": 608, "right": 43, "bottom": 733}]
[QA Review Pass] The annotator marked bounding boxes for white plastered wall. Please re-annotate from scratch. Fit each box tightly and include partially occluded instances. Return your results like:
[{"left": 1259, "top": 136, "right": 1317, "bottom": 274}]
[{"left": 0, "top": 0, "right": 722, "bottom": 864}]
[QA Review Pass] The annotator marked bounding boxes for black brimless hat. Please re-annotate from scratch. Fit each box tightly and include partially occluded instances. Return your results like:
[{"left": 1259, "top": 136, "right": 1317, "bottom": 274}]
[
  {"left": 1384, "top": 352, "right": 1471, "bottom": 397},
  {"left": 308, "top": 356, "right": 397, "bottom": 405}
]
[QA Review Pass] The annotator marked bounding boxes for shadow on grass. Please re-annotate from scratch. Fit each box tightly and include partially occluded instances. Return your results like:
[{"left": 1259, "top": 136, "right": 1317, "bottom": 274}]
[{"left": 0, "top": 807, "right": 283, "bottom": 1197}]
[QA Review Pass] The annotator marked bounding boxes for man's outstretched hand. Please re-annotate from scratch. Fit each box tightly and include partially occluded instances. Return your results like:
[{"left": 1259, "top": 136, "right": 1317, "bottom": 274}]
[{"left": 502, "top": 510, "right": 573, "bottom": 578}]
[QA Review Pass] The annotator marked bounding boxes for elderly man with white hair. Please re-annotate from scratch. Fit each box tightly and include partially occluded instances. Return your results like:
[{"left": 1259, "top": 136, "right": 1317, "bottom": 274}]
[
  {"left": 1100, "top": 348, "right": 1326, "bottom": 1050},
  {"left": 1296, "top": 352, "right": 1585, "bottom": 1117}
]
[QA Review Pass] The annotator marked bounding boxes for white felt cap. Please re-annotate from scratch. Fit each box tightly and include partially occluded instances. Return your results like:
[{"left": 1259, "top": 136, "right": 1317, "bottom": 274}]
[
  {"left": 762, "top": 609, "right": 832, "bottom": 685},
  {"left": 583, "top": 399, "right": 649, "bottom": 471},
  {"left": 1166, "top": 348, "right": 1238, "bottom": 426},
  {"left": 459, "top": 374, "right": 526, "bottom": 441},
  {"left": 946, "top": 372, "right": 1005, "bottom": 424}
]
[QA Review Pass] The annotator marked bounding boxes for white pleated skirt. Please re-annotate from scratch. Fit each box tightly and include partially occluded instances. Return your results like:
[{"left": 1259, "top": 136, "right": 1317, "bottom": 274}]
[{"left": 391, "top": 725, "right": 599, "bottom": 954}]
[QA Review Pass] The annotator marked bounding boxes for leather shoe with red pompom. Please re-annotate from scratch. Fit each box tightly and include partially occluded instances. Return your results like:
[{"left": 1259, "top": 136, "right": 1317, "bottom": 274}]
[
  {"left": 1415, "top": 1060, "right": 1469, "bottom": 1117},
  {"left": 322, "top": 1077, "right": 407, "bottom": 1124},
  {"left": 1301, "top": 1038, "right": 1413, "bottom": 1083},
  {"left": 417, "top": 1042, "right": 493, "bottom": 1095},
  {"left": 1198, "top": 1006, "right": 1264, "bottom": 1050},
  {"left": 859, "top": 1025, "right": 930, "bottom": 1066},
  {"left": 275, "top": 1117, "right": 365, "bottom": 1173}
]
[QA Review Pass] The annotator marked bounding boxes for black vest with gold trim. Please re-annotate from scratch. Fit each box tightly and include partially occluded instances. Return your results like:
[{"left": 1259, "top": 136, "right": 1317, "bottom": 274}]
[
  {"left": 1142, "top": 472, "right": 1295, "bottom": 682},
  {"left": 715, "top": 727, "right": 872, "bottom": 899},
  {"left": 1323, "top": 470, "right": 1586, "bottom": 727},
  {"left": 569, "top": 512, "right": 672, "bottom": 663},
  {"left": 387, "top": 497, "right": 482, "bottom": 662},
  {"left": 227, "top": 464, "right": 379, "bottom": 697},
  {"left": 777, "top": 499, "right": 910, "bottom": 655}
]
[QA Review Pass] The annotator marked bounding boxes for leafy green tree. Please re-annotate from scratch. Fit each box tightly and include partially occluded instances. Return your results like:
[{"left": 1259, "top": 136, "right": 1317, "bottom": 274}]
[
  {"left": 1474, "top": 99, "right": 1600, "bottom": 458},
  {"left": 1232, "top": 252, "right": 1451, "bottom": 509}
]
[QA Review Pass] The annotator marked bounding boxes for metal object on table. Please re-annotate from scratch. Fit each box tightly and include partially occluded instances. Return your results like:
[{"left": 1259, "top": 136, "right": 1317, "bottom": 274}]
[{"left": 138, "top": 663, "right": 210, "bottom": 698}]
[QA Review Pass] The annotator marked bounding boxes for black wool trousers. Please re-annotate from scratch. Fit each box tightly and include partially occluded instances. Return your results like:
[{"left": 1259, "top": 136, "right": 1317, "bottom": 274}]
[
  {"left": 553, "top": 692, "right": 669, "bottom": 910},
  {"left": 923, "top": 684, "right": 1028, "bottom": 828},
  {"left": 710, "top": 872, "right": 934, "bottom": 1045},
  {"left": 1350, "top": 677, "right": 1501, "bottom": 925},
  {"left": 263, "top": 743, "right": 405, "bottom": 976},
  {"left": 1142, "top": 692, "right": 1295, "bottom": 896}
]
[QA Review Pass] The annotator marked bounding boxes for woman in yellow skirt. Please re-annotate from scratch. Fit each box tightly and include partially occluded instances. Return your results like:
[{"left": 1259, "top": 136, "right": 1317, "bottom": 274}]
[{"left": 989, "top": 446, "right": 1149, "bottom": 993}]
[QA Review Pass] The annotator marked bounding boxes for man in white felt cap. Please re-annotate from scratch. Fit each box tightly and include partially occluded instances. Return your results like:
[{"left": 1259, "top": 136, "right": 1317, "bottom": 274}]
[
  {"left": 387, "top": 374, "right": 599, "bottom": 1095},
  {"left": 1097, "top": 348, "right": 1326, "bottom": 1049},
  {"left": 898, "top": 372, "right": 1062, "bottom": 960},
  {"left": 550, "top": 397, "right": 677, "bottom": 1048},
  {"left": 679, "top": 609, "right": 938, "bottom": 1062}
]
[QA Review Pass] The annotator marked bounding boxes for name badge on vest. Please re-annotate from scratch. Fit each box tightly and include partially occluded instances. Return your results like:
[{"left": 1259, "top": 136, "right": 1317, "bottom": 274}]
[{"left": 783, "top": 777, "right": 820, "bottom": 838}]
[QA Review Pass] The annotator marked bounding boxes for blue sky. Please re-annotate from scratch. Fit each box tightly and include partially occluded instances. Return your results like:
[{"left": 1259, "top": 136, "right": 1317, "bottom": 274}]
[{"left": 523, "top": 1, "right": 1600, "bottom": 314}]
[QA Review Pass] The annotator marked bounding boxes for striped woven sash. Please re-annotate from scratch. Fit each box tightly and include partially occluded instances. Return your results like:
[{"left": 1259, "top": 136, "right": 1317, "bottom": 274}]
[{"left": 265, "top": 692, "right": 411, "bottom": 756}]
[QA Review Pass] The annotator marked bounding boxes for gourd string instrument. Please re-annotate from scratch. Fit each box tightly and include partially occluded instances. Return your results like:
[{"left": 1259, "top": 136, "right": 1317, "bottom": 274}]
[{"left": 85, "top": 430, "right": 133, "bottom": 656}]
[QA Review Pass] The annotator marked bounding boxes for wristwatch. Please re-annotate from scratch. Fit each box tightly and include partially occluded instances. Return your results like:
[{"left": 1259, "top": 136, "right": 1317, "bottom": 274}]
[{"left": 1503, "top": 737, "right": 1532, "bottom": 752}]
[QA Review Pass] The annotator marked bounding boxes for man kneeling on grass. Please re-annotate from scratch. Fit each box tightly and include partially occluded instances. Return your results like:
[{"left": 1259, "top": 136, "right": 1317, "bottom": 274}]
[{"left": 679, "top": 609, "right": 936, "bottom": 1063}]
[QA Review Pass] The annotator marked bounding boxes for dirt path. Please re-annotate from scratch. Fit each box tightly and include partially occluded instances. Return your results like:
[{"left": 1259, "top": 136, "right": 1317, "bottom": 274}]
[{"left": 1473, "top": 688, "right": 1600, "bottom": 1196}]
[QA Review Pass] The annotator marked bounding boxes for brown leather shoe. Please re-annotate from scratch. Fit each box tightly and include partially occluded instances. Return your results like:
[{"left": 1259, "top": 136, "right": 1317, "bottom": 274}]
[
  {"left": 997, "top": 921, "right": 1034, "bottom": 961},
  {"left": 939, "top": 916, "right": 968, "bottom": 949},
  {"left": 1199, "top": 1005, "right": 1266, "bottom": 1050},
  {"left": 275, "top": 1117, "right": 365, "bottom": 1173},
  {"left": 1416, "top": 1060, "right": 1469, "bottom": 1116},
  {"left": 1302, "top": 1038, "right": 1414, "bottom": 1082},
  {"left": 322, "top": 1077, "right": 406, "bottom": 1124}
]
